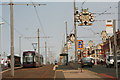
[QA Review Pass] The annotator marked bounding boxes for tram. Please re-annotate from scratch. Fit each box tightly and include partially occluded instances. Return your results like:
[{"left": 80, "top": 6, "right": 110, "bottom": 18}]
[{"left": 23, "top": 51, "right": 43, "bottom": 68}]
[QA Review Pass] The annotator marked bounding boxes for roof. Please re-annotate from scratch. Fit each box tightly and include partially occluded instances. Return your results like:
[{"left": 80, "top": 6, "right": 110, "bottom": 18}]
[
  {"left": 60, "top": 54, "right": 68, "bottom": 56},
  {"left": 7, "top": 55, "right": 21, "bottom": 58},
  {"left": 23, "top": 51, "right": 35, "bottom": 53}
]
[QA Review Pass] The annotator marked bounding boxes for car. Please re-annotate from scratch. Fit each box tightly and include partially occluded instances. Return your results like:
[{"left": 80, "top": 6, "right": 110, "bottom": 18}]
[
  {"left": 80, "top": 57, "right": 93, "bottom": 68},
  {"left": 106, "top": 55, "right": 120, "bottom": 68}
]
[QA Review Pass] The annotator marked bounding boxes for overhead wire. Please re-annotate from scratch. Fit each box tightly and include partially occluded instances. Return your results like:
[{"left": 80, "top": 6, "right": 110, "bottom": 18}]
[
  {"left": 30, "top": 0, "right": 50, "bottom": 50},
  {"left": 0, "top": 16, "right": 24, "bottom": 37},
  {"left": 95, "top": 5, "right": 118, "bottom": 18},
  {"left": 30, "top": 1, "right": 55, "bottom": 56},
  {"left": 0, "top": 16, "right": 35, "bottom": 47},
  {"left": 81, "top": 0, "right": 87, "bottom": 10},
  {"left": 30, "top": 0, "right": 46, "bottom": 37}
]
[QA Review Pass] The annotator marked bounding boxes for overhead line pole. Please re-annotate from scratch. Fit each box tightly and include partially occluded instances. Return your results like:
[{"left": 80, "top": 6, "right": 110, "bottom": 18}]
[
  {"left": 48, "top": 48, "right": 50, "bottom": 64},
  {"left": 45, "top": 41, "right": 47, "bottom": 65},
  {"left": 10, "top": 0, "right": 14, "bottom": 77},
  {"left": 65, "top": 21, "right": 68, "bottom": 54},
  {"left": 0, "top": 1, "right": 46, "bottom": 77},
  {"left": 19, "top": 36, "right": 21, "bottom": 57},
  {"left": 38, "top": 29, "right": 40, "bottom": 55},
  {"left": 74, "top": 0, "right": 77, "bottom": 62},
  {"left": 65, "top": 21, "right": 68, "bottom": 65},
  {"left": 0, "top": 22, "right": 4, "bottom": 65},
  {"left": 113, "top": 20, "right": 118, "bottom": 79}
]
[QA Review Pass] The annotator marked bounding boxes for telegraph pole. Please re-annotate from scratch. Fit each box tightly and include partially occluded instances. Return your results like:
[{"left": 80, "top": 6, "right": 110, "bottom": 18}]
[
  {"left": 10, "top": 0, "right": 14, "bottom": 77},
  {"left": 38, "top": 29, "right": 40, "bottom": 55},
  {"left": 74, "top": 0, "right": 77, "bottom": 62},
  {"left": 113, "top": 20, "right": 118, "bottom": 79}
]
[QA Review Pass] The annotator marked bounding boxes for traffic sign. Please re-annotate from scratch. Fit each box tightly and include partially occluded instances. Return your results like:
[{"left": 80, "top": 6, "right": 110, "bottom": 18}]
[
  {"left": 69, "top": 33, "right": 75, "bottom": 43},
  {"left": 77, "top": 40, "right": 84, "bottom": 50}
]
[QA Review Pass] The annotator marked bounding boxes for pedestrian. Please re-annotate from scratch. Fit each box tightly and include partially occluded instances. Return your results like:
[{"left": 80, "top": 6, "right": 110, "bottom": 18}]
[
  {"left": 7, "top": 59, "right": 11, "bottom": 68},
  {"left": 78, "top": 59, "right": 82, "bottom": 72},
  {"left": 100, "top": 59, "right": 104, "bottom": 65},
  {"left": 55, "top": 60, "right": 57, "bottom": 65}
]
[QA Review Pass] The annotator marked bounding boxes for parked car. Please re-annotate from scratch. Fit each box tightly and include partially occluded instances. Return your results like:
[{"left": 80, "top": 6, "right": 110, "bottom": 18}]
[
  {"left": 106, "top": 55, "right": 120, "bottom": 68},
  {"left": 80, "top": 57, "right": 93, "bottom": 68},
  {"left": 88, "top": 57, "right": 95, "bottom": 65}
]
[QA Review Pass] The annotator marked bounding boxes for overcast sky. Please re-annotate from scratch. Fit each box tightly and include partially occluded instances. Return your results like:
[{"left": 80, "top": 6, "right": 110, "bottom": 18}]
[{"left": 0, "top": 0, "right": 119, "bottom": 62}]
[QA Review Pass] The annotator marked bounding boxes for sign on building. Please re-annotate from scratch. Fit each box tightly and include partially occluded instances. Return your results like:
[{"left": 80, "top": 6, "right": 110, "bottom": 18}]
[
  {"left": 101, "top": 31, "right": 108, "bottom": 42},
  {"left": 88, "top": 40, "right": 94, "bottom": 48},
  {"left": 76, "top": 8, "right": 94, "bottom": 26}
]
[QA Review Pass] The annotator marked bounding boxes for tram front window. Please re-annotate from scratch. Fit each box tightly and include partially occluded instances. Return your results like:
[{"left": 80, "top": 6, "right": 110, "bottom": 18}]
[
  {"left": 23, "top": 55, "right": 33, "bottom": 62},
  {"left": 26, "top": 56, "right": 33, "bottom": 62}
]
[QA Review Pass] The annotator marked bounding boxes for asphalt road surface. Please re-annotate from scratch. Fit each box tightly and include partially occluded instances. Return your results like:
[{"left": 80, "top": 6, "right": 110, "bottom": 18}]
[
  {"left": 2, "top": 65, "right": 55, "bottom": 80},
  {"left": 83, "top": 64, "right": 120, "bottom": 79}
]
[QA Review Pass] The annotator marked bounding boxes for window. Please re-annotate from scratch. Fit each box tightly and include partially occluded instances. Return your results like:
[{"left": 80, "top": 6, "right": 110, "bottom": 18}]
[
  {"left": 117, "top": 56, "right": 120, "bottom": 60},
  {"left": 25, "top": 56, "right": 33, "bottom": 62},
  {"left": 109, "top": 56, "right": 114, "bottom": 60},
  {"left": 23, "top": 55, "right": 33, "bottom": 62}
]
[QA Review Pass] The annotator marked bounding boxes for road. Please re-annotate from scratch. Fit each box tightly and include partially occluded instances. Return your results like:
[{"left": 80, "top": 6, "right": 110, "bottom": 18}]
[
  {"left": 2, "top": 65, "right": 55, "bottom": 80},
  {"left": 83, "top": 64, "right": 120, "bottom": 78},
  {"left": 1, "top": 64, "right": 120, "bottom": 80}
]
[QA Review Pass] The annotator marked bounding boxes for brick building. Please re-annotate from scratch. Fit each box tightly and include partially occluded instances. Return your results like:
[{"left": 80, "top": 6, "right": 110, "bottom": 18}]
[{"left": 102, "top": 30, "right": 120, "bottom": 55}]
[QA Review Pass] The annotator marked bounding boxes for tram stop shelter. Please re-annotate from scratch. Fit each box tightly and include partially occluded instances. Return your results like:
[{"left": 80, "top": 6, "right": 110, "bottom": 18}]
[
  {"left": 7, "top": 55, "right": 21, "bottom": 67},
  {"left": 60, "top": 53, "right": 68, "bottom": 65}
]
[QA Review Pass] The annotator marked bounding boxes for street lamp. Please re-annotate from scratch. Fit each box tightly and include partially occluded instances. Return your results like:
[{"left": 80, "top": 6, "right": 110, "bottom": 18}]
[{"left": 32, "top": 43, "right": 37, "bottom": 51}]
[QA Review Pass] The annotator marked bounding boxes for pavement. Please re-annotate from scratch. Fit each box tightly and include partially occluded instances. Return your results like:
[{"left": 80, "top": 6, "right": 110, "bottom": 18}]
[
  {"left": 55, "top": 69, "right": 101, "bottom": 78},
  {"left": 55, "top": 64, "right": 119, "bottom": 80}
]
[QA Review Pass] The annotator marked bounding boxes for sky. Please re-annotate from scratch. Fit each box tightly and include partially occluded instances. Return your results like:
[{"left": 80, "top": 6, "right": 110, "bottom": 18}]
[{"left": 0, "top": 0, "right": 119, "bottom": 63}]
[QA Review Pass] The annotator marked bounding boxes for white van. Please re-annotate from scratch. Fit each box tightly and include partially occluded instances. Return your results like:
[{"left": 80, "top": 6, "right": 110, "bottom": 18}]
[{"left": 106, "top": 55, "right": 120, "bottom": 68}]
